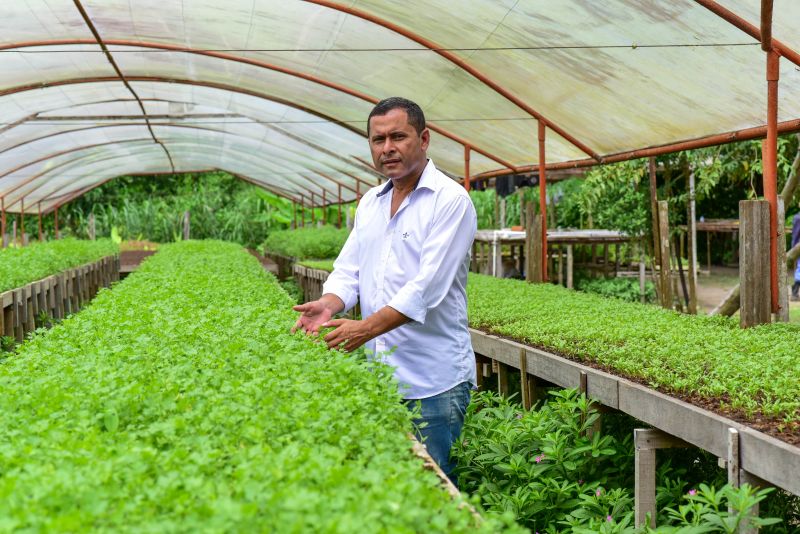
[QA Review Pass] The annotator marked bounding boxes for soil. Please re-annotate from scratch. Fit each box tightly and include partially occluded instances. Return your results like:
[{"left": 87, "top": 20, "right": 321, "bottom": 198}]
[{"left": 247, "top": 249, "right": 279, "bottom": 275}]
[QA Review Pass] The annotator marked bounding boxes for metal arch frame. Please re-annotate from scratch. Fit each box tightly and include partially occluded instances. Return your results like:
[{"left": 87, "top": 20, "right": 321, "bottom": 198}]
[
  {"left": 0, "top": 89, "right": 384, "bottom": 184},
  {"left": 304, "top": 0, "right": 600, "bottom": 161},
  {"left": 0, "top": 120, "right": 371, "bottom": 189},
  {"left": 0, "top": 78, "right": 381, "bottom": 198},
  {"left": 72, "top": 0, "right": 175, "bottom": 173},
  {"left": 0, "top": 122, "right": 370, "bottom": 204},
  {"left": 0, "top": 40, "right": 518, "bottom": 172},
  {"left": 2, "top": 134, "right": 363, "bottom": 211}
]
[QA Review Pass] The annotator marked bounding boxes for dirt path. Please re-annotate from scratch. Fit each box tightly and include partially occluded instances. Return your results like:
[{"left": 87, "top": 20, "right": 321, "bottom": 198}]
[{"left": 695, "top": 266, "right": 800, "bottom": 321}]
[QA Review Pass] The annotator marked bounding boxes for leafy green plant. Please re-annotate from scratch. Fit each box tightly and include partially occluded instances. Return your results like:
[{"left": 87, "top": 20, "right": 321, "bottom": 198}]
[
  {"left": 0, "top": 238, "right": 118, "bottom": 292},
  {"left": 575, "top": 277, "right": 657, "bottom": 304},
  {"left": 0, "top": 240, "right": 517, "bottom": 532},
  {"left": 263, "top": 226, "right": 350, "bottom": 259},
  {"left": 455, "top": 390, "right": 782, "bottom": 533}
]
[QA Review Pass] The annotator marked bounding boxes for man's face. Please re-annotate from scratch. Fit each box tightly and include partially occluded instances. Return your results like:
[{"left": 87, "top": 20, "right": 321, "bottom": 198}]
[{"left": 368, "top": 108, "right": 430, "bottom": 182}]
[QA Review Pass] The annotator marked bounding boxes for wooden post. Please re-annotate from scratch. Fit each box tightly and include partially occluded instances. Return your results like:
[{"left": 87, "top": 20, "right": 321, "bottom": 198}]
[
  {"left": 687, "top": 171, "right": 698, "bottom": 313},
  {"left": 322, "top": 189, "right": 327, "bottom": 225},
  {"left": 649, "top": 158, "right": 660, "bottom": 267},
  {"left": 499, "top": 197, "right": 506, "bottom": 229},
  {"left": 88, "top": 213, "right": 95, "bottom": 241},
  {"left": 12, "top": 218, "right": 17, "bottom": 247},
  {"left": 337, "top": 184, "right": 342, "bottom": 229},
  {"left": 519, "top": 348, "right": 533, "bottom": 410},
  {"left": 182, "top": 210, "right": 190, "bottom": 240},
  {"left": 740, "top": 200, "right": 771, "bottom": 327},
  {"left": 310, "top": 192, "right": 316, "bottom": 224},
  {"left": 775, "top": 199, "right": 789, "bottom": 322},
  {"left": 566, "top": 244, "right": 574, "bottom": 289},
  {"left": 657, "top": 201, "right": 672, "bottom": 309},
  {"left": 763, "top": 50, "right": 780, "bottom": 314},
  {"left": 639, "top": 244, "right": 647, "bottom": 304},
  {"left": 497, "top": 361, "right": 509, "bottom": 396},
  {"left": 525, "top": 203, "right": 543, "bottom": 283},
  {"left": 292, "top": 200, "right": 297, "bottom": 229},
  {"left": 54, "top": 206, "right": 59, "bottom": 239},
  {"left": 634, "top": 429, "right": 692, "bottom": 529}
]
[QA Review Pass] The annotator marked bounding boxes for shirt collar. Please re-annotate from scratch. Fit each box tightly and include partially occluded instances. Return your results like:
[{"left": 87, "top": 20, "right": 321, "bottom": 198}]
[{"left": 376, "top": 159, "right": 438, "bottom": 197}]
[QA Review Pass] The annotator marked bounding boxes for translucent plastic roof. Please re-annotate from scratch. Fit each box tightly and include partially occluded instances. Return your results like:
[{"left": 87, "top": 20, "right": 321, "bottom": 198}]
[{"left": 1, "top": 1, "right": 799, "bottom": 212}]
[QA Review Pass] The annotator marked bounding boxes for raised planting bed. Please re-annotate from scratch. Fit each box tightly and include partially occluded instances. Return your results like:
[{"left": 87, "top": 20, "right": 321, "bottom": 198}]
[
  {"left": 0, "top": 241, "right": 516, "bottom": 532},
  {"left": 0, "top": 238, "right": 118, "bottom": 293},
  {"left": 466, "top": 273, "right": 800, "bottom": 496},
  {"left": 1, "top": 255, "right": 119, "bottom": 343},
  {"left": 263, "top": 226, "right": 348, "bottom": 279}
]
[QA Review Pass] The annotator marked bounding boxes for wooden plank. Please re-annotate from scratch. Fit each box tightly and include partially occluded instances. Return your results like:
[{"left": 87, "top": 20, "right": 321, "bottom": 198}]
[{"left": 739, "top": 200, "right": 771, "bottom": 327}]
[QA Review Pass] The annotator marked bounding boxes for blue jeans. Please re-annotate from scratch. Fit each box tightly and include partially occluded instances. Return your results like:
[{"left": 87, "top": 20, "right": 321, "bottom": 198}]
[{"left": 405, "top": 381, "right": 471, "bottom": 485}]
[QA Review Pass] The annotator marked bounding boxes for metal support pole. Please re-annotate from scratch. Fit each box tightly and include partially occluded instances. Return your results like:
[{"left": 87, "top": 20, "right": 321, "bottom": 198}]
[
  {"left": 322, "top": 189, "right": 327, "bottom": 225},
  {"left": 20, "top": 198, "right": 25, "bottom": 245},
  {"left": 299, "top": 194, "right": 305, "bottom": 227},
  {"left": 764, "top": 49, "right": 780, "bottom": 313},
  {"left": 337, "top": 184, "right": 342, "bottom": 228},
  {"left": 538, "top": 121, "right": 548, "bottom": 281},
  {"left": 37, "top": 201, "right": 43, "bottom": 241},
  {"left": 1, "top": 197, "right": 5, "bottom": 248},
  {"left": 464, "top": 145, "right": 471, "bottom": 192}
]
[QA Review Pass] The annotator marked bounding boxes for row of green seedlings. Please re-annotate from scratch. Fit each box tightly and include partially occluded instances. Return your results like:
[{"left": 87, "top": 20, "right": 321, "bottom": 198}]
[
  {"left": 466, "top": 273, "right": 800, "bottom": 435},
  {"left": 0, "top": 240, "right": 518, "bottom": 533},
  {"left": 262, "top": 226, "right": 349, "bottom": 262},
  {"left": 1, "top": 238, "right": 119, "bottom": 352},
  {"left": 0, "top": 237, "right": 118, "bottom": 293},
  {"left": 454, "top": 383, "right": 796, "bottom": 533}
]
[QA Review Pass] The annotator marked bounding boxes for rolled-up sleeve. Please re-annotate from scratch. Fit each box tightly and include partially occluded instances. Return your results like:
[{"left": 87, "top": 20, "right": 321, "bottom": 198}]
[
  {"left": 322, "top": 220, "right": 360, "bottom": 313},
  {"left": 387, "top": 194, "right": 476, "bottom": 324}
]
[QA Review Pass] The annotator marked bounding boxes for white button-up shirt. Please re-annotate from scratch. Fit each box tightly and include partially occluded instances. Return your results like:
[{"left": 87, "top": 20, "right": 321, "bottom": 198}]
[{"left": 323, "top": 159, "right": 477, "bottom": 399}]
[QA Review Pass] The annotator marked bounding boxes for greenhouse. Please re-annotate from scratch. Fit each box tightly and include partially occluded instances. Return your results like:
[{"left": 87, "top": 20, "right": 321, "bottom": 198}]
[{"left": 1, "top": 1, "right": 800, "bottom": 532}]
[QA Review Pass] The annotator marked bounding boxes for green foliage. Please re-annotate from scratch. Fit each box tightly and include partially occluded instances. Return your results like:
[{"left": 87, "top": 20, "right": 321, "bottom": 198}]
[
  {"left": 299, "top": 259, "right": 336, "bottom": 272},
  {"left": 467, "top": 274, "right": 800, "bottom": 424},
  {"left": 0, "top": 241, "right": 516, "bottom": 532},
  {"left": 454, "top": 391, "right": 780, "bottom": 533},
  {"left": 57, "top": 171, "right": 345, "bottom": 249},
  {"left": 575, "top": 276, "right": 657, "bottom": 304},
  {"left": 263, "top": 226, "right": 350, "bottom": 259},
  {"left": 0, "top": 238, "right": 118, "bottom": 292}
]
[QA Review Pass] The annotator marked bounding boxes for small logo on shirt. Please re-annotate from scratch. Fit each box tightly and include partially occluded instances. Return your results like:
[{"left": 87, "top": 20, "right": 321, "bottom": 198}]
[{"left": 402, "top": 232, "right": 410, "bottom": 239}]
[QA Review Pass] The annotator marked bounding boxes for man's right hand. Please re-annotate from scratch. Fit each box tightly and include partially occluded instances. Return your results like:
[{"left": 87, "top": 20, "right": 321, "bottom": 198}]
[{"left": 291, "top": 294, "right": 345, "bottom": 335}]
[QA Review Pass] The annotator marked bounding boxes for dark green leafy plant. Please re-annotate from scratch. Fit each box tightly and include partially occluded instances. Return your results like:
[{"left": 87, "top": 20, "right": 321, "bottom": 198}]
[
  {"left": 455, "top": 391, "right": 782, "bottom": 533},
  {"left": 575, "top": 277, "right": 657, "bottom": 304}
]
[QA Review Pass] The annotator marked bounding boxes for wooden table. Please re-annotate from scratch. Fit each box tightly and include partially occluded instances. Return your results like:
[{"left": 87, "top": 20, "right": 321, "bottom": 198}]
[{"left": 472, "top": 229, "right": 635, "bottom": 287}]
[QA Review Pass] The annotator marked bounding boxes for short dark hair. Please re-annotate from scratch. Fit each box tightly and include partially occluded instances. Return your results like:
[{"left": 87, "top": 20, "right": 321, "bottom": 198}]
[{"left": 367, "top": 97, "right": 426, "bottom": 135}]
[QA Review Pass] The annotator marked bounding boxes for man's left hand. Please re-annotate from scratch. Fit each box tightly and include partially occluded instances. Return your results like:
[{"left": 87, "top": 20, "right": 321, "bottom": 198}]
[{"left": 322, "top": 318, "right": 375, "bottom": 352}]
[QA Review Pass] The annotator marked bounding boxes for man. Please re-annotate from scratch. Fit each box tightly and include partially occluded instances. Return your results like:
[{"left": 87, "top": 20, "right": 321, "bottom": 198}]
[
  {"left": 292, "top": 97, "right": 477, "bottom": 482},
  {"left": 792, "top": 212, "right": 800, "bottom": 300}
]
